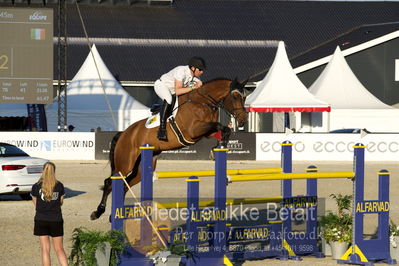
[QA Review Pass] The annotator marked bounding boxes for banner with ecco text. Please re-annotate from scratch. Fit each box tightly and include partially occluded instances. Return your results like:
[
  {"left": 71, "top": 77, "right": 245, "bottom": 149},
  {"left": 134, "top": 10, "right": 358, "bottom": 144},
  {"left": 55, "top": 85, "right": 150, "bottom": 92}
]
[
  {"left": 256, "top": 133, "right": 399, "bottom": 161},
  {"left": 0, "top": 132, "right": 95, "bottom": 160},
  {"left": 2, "top": 132, "right": 399, "bottom": 161}
]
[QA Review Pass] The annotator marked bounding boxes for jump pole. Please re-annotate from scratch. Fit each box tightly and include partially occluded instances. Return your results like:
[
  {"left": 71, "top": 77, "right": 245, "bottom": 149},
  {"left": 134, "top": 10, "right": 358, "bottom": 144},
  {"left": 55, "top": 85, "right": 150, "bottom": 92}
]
[
  {"left": 225, "top": 141, "right": 326, "bottom": 258},
  {"left": 222, "top": 141, "right": 324, "bottom": 259},
  {"left": 154, "top": 168, "right": 282, "bottom": 179},
  {"left": 111, "top": 174, "right": 152, "bottom": 266},
  {"left": 184, "top": 147, "right": 229, "bottom": 266},
  {"left": 224, "top": 141, "right": 395, "bottom": 264},
  {"left": 110, "top": 144, "right": 167, "bottom": 266},
  {"left": 155, "top": 196, "right": 283, "bottom": 210},
  {"left": 112, "top": 141, "right": 395, "bottom": 265}
]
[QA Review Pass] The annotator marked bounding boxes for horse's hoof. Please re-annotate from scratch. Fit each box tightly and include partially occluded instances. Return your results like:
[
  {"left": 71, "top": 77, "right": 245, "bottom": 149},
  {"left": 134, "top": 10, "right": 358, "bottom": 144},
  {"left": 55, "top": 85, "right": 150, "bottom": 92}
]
[{"left": 90, "top": 211, "right": 99, "bottom": 220}]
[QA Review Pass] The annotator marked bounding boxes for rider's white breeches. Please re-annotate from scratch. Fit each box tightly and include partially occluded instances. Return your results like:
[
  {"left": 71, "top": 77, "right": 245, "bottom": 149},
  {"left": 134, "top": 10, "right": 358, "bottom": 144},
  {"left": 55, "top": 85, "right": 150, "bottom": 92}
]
[{"left": 154, "top": 80, "right": 173, "bottom": 104}]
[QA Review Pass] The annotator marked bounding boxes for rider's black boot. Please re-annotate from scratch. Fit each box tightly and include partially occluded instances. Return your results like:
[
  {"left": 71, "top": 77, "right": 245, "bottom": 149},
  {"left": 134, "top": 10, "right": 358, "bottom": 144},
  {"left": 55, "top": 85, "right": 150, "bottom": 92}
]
[{"left": 157, "top": 100, "right": 170, "bottom": 141}]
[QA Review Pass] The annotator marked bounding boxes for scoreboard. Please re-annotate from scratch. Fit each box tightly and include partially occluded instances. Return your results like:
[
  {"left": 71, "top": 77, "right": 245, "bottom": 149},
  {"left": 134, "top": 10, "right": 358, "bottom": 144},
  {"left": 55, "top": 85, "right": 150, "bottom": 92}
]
[{"left": 0, "top": 8, "right": 53, "bottom": 104}]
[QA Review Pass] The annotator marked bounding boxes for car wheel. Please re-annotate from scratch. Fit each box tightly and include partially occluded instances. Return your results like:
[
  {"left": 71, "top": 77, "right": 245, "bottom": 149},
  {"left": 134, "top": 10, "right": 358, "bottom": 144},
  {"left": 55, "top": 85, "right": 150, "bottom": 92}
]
[{"left": 19, "top": 193, "right": 32, "bottom": 200}]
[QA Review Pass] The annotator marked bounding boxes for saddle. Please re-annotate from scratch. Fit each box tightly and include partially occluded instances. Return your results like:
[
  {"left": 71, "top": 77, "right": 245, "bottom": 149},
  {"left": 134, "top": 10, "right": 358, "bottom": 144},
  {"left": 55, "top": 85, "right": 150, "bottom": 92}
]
[{"left": 150, "top": 104, "right": 162, "bottom": 115}]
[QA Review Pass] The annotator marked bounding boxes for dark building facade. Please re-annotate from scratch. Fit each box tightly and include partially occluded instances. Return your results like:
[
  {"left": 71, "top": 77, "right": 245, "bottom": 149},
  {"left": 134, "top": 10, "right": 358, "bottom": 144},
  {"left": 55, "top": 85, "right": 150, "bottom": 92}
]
[{"left": 2, "top": 0, "right": 399, "bottom": 128}]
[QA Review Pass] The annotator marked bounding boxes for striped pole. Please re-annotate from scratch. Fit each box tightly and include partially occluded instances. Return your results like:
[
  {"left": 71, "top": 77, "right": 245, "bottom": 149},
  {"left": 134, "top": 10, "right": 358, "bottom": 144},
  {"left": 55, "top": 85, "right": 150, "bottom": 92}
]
[
  {"left": 155, "top": 196, "right": 283, "bottom": 210},
  {"left": 214, "top": 146, "right": 228, "bottom": 263},
  {"left": 141, "top": 144, "right": 154, "bottom": 202},
  {"left": 281, "top": 141, "right": 293, "bottom": 251},
  {"left": 140, "top": 144, "right": 155, "bottom": 248},
  {"left": 353, "top": 143, "right": 365, "bottom": 257},
  {"left": 111, "top": 173, "right": 124, "bottom": 231},
  {"left": 281, "top": 140, "right": 293, "bottom": 197},
  {"left": 228, "top": 172, "right": 355, "bottom": 182},
  {"left": 378, "top": 169, "right": 391, "bottom": 255},
  {"left": 187, "top": 175, "right": 200, "bottom": 265},
  {"left": 306, "top": 165, "right": 318, "bottom": 236},
  {"left": 154, "top": 168, "right": 282, "bottom": 179}
]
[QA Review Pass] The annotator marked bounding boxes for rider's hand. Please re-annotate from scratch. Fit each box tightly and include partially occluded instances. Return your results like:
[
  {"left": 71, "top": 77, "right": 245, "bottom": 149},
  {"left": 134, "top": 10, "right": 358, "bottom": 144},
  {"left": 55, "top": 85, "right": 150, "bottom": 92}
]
[{"left": 194, "top": 80, "right": 203, "bottom": 89}]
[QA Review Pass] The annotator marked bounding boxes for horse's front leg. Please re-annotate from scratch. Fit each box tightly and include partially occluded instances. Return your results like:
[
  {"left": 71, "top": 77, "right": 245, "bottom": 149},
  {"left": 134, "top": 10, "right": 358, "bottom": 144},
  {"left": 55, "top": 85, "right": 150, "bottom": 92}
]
[
  {"left": 219, "top": 124, "right": 232, "bottom": 147},
  {"left": 201, "top": 122, "right": 232, "bottom": 147}
]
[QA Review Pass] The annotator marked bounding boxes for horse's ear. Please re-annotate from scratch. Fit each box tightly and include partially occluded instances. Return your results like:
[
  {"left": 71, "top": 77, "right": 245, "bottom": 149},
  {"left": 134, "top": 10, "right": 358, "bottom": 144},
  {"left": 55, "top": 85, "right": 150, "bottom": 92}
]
[
  {"left": 230, "top": 77, "right": 239, "bottom": 91},
  {"left": 239, "top": 77, "right": 249, "bottom": 90}
]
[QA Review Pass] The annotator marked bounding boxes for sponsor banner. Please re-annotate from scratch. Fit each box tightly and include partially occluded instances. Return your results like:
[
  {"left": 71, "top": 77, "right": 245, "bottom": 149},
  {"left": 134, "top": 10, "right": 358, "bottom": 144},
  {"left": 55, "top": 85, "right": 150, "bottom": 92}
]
[
  {"left": 159, "top": 137, "right": 215, "bottom": 160},
  {"left": 0, "top": 132, "right": 95, "bottom": 160},
  {"left": 159, "top": 132, "right": 255, "bottom": 160},
  {"left": 95, "top": 131, "right": 118, "bottom": 160},
  {"left": 94, "top": 132, "right": 215, "bottom": 161},
  {"left": 95, "top": 132, "right": 255, "bottom": 160},
  {"left": 94, "top": 131, "right": 213, "bottom": 160},
  {"left": 256, "top": 133, "right": 399, "bottom": 161},
  {"left": 225, "top": 132, "right": 256, "bottom": 160}
]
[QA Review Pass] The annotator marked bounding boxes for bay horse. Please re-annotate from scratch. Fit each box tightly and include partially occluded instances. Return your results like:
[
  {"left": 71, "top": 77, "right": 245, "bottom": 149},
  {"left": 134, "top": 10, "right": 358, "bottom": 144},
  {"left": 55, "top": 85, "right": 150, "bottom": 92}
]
[{"left": 90, "top": 78, "right": 248, "bottom": 220}]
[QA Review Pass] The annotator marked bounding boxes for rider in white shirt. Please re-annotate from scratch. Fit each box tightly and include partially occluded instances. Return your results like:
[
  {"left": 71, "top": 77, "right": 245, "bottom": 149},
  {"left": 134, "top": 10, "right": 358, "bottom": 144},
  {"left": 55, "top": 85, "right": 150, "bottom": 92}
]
[{"left": 154, "top": 57, "right": 206, "bottom": 141}]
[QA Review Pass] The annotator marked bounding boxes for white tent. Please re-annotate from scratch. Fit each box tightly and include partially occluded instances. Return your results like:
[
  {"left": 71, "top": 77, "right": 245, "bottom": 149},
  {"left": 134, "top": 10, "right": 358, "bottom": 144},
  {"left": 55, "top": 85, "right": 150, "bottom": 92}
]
[
  {"left": 309, "top": 46, "right": 399, "bottom": 132},
  {"left": 46, "top": 45, "right": 151, "bottom": 132},
  {"left": 245, "top": 41, "right": 330, "bottom": 132}
]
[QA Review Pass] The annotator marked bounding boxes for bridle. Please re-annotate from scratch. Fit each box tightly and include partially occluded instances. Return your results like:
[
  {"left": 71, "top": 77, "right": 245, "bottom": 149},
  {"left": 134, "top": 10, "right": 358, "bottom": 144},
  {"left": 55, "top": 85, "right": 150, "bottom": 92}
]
[
  {"left": 220, "top": 89, "right": 247, "bottom": 121},
  {"left": 193, "top": 85, "right": 246, "bottom": 121}
]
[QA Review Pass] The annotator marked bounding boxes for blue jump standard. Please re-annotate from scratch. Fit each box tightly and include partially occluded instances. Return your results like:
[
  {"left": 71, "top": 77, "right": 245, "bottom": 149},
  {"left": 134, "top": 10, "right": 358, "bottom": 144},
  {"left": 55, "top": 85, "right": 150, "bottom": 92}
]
[
  {"left": 338, "top": 146, "right": 396, "bottom": 266},
  {"left": 110, "top": 142, "right": 396, "bottom": 266}
]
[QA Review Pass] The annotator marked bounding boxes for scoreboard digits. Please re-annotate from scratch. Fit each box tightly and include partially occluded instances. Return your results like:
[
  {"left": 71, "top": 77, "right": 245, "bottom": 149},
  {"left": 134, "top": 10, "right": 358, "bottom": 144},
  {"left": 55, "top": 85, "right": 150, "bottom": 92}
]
[
  {"left": 0, "top": 8, "right": 53, "bottom": 104},
  {"left": 0, "top": 54, "right": 9, "bottom": 70}
]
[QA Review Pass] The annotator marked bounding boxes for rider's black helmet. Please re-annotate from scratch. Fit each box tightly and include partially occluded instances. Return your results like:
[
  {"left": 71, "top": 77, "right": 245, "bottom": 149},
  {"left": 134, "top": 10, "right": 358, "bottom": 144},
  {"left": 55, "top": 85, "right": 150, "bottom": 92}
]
[{"left": 188, "top": 57, "right": 206, "bottom": 71}]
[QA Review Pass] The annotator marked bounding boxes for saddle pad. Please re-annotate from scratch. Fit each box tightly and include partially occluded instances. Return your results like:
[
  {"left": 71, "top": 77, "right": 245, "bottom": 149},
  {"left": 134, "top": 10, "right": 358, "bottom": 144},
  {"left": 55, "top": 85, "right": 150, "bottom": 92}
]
[
  {"left": 145, "top": 100, "right": 179, "bottom": 129},
  {"left": 144, "top": 114, "right": 174, "bottom": 129},
  {"left": 145, "top": 114, "right": 160, "bottom": 128}
]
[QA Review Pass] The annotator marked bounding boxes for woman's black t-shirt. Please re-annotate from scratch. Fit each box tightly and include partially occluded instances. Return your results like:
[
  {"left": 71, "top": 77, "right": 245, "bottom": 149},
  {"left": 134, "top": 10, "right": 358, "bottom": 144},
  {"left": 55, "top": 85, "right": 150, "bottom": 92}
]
[{"left": 31, "top": 181, "right": 65, "bottom": 222}]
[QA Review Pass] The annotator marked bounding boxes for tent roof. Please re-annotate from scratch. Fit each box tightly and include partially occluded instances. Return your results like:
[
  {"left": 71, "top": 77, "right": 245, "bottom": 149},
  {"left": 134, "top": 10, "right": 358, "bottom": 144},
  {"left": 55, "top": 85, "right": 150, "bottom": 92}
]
[
  {"left": 65, "top": 44, "right": 149, "bottom": 111},
  {"left": 45, "top": 45, "right": 150, "bottom": 131},
  {"left": 244, "top": 41, "right": 330, "bottom": 113},
  {"left": 309, "top": 46, "right": 394, "bottom": 109}
]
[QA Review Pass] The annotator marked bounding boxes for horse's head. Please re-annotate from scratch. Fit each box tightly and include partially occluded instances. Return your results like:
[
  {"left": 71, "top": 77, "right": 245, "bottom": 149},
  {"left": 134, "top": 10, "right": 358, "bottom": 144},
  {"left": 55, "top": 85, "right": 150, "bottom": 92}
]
[{"left": 224, "top": 78, "right": 248, "bottom": 127}]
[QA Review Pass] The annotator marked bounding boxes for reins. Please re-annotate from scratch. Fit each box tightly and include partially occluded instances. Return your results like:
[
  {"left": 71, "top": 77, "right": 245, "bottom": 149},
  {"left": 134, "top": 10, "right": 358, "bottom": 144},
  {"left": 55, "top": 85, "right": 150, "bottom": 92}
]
[
  {"left": 174, "top": 85, "right": 221, "bottom": 114},
  {"left": 194, "top": 84, "right": 245, "bottom": 119},
  {"left": 169, "top": 90, "right": 217, "bottom": 115}
]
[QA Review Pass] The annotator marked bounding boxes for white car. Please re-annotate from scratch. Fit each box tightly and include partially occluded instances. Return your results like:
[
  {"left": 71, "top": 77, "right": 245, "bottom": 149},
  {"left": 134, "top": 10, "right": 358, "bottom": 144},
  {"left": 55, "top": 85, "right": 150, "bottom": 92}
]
[{"left": 0, "top": 142, "right": 48, "bottom": 200}]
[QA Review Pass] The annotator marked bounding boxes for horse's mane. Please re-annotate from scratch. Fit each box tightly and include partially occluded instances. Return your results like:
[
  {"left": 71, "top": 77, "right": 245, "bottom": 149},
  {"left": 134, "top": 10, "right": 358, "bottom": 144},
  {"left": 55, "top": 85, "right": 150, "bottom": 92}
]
[
  {"left": 203, "top": 77, "right": 231, "bottom": 85},
  {"left": 181, "top": 77, "right": 231, "bottom": 102}
]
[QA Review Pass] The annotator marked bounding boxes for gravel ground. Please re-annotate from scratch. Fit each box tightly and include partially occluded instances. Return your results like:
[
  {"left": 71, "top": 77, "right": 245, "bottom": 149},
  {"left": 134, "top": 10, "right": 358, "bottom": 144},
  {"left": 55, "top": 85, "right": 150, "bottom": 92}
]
[{"left": 0, "top": 159, "right": 398, "bottom": 266}]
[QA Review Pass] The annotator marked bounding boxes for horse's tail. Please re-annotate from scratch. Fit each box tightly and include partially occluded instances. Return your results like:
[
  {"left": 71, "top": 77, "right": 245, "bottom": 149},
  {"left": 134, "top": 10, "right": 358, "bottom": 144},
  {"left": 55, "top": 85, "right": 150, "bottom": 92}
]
[{"left": 109, "top": 131, "right": 122, "bottom": 175}]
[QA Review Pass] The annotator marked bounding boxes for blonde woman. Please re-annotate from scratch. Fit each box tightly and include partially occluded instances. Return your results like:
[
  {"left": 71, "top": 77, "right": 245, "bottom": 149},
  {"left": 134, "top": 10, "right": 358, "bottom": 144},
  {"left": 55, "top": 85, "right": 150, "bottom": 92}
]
[{"left": 31, "top": 162, "right": 68, "bottom": 266}]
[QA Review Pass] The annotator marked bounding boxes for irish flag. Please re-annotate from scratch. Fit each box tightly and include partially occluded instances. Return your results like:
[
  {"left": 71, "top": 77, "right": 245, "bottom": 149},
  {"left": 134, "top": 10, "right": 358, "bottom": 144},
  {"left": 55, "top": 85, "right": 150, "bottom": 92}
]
[{"left": 31, "top": 28, "right": 45, "bottom": 40}]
